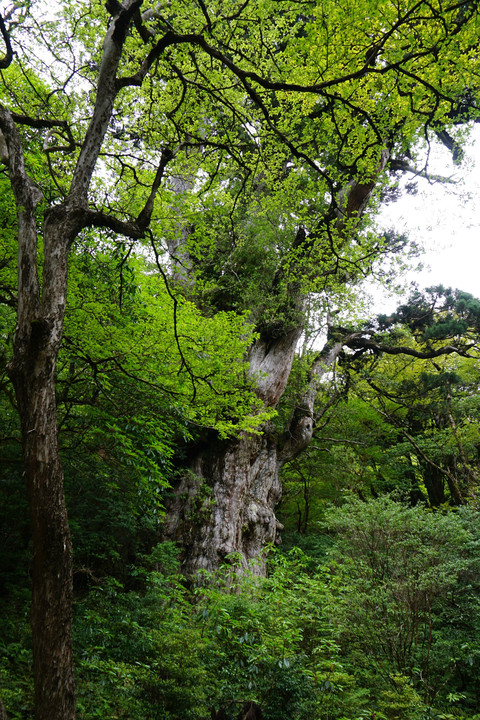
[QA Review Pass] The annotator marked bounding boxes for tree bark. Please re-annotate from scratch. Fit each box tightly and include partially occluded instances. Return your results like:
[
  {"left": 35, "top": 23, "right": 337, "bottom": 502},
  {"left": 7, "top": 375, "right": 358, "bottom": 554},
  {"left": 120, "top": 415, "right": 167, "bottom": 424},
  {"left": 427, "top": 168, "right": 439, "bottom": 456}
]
[
  {"left": 9, "top": 341, "right": 76, "bottom": 720},
  {"left": 422, "top": 463, "right": 446, "bottom": 507},
  {"left": 6, "top": 204, "right": 82, "bottom": 719},
  {"left": 0, "top": 696, "right": 8, "bottom": 720},
  {"left": 163, "top": 142, "right": 391, "bottom": 575},
  {"left": 0, "top": 6, "right": 148, "bottom": 716},
  {"left": 0, "top": 104, "right": 78, "bottom": 719},
  {"left": 164, "top": 327, "right": 302, "bottom": 573},
  {"left": 164, "top": 328, "right": 351, "bottom": 574},
  {"left": 165, "top": 429, "right": 283, "bottom": 574}
]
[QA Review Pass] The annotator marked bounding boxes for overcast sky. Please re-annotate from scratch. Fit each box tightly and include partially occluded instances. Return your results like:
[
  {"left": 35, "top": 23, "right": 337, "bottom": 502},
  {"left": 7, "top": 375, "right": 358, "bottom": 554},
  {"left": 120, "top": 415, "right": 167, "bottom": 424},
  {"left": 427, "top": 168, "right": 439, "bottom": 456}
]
[{"left": 377, "top": 126, "right": 480, "bottom": 307}]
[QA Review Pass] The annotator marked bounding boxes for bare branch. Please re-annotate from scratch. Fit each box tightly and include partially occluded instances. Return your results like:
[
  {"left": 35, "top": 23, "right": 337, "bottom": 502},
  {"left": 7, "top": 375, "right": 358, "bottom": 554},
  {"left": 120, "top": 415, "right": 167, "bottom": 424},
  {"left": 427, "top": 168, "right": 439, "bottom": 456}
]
[
  {"left": 0, "top": 14, "right": 13, "bottom": 69},
  {"left": 136, "top": 145, "right": 176, "bottom": 228},
  {"left": 11, "top": 114, "right": 76, "bottom": 154},
  {"left": 83, "top": 145, "right": 175, "bottom": 237},
  {"left": 389, "top": 157, "right": 457, "bottom": 184}
]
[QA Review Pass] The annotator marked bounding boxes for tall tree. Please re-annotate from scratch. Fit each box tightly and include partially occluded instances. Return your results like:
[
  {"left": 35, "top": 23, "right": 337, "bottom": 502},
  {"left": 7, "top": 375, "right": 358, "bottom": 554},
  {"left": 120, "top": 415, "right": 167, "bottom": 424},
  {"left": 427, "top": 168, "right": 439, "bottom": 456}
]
[
  {"left": 160, "top": 3, "right": 480, "bottom": 573},
  {"left": 0, "top": 1, "right": 479, "bottom": 717}
]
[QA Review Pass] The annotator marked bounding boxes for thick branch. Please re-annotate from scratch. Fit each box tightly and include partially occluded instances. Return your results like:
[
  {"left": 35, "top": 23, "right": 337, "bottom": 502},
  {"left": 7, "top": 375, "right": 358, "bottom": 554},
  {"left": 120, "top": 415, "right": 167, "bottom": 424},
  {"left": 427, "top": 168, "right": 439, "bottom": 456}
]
[
  {"left": 0, "top": 14, "right": 13, "bottom": 69},
  {"left": 136, "top": 146, "right": 175, "bottom": 228},
  {"left": 389, "top": 157, "right": 457, "bottom": 184},
  {"left": 69, "top": 0, "right": 142, "bottom": 201},
  {"left": 343, "top": 335, "right": 477, "bottom": 359},
  {"left": 83, "top": 147, "right": 174, "bottom": 237},
  {"left": 335, "top": 148, "right": 390, "bottom": 231},
  {"left": 0, "top": 106, "right": 43, "bottom": 325},
  {"left": 11, "top": 114, "right": 76, "bottom": 154},
  {"left": 279, "top": 333, "right": 357, "bottom": 464},
  {"left": 82, "top": 209, "right": 144, "bottom": 238}
]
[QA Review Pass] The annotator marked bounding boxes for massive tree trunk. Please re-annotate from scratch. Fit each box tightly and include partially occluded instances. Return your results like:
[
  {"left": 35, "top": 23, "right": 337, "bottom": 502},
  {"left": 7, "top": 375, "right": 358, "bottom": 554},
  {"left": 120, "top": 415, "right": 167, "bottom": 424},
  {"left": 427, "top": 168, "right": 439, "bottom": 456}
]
[
  {"left": 164, "top": 151, "right": 390, "bottom": 575},
  {"left": 165, "top": 429, "right": 283, "bottom": 575},
  {"left": 164, "top": 325, "right": 351, "bottom": 574},
  {"left": 165, "top": 327, "right": 302, "bottom": 573}
]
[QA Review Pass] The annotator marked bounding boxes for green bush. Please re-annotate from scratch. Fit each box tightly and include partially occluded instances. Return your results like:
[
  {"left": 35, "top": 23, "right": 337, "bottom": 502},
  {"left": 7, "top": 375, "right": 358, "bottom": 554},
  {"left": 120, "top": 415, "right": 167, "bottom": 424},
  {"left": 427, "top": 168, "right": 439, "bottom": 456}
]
[{"left": 325, "top": 497, "right": 480, "bottom": 717}]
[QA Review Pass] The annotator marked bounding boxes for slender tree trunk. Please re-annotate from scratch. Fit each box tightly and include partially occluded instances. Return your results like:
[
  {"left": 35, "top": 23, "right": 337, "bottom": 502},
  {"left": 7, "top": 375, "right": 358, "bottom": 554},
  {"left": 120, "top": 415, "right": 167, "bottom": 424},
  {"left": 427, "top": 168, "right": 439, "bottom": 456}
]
[
  {"left": 9, "top": 360, "right": 75, "bottom": 720},
  {"left": 0, "top": 6, "right": 139, "bottom": 713},
  {"left": 422, "top": 464, "right": 446, "bottom": 507},
  {"left": 0, "top": 105, "right": 76, "bottom": 719},
  {"left": 0, "top": 696, "right": 8, "bottom": 720},
  {"left": 6, "top": 207, "right": 77, "bottom": 719}
]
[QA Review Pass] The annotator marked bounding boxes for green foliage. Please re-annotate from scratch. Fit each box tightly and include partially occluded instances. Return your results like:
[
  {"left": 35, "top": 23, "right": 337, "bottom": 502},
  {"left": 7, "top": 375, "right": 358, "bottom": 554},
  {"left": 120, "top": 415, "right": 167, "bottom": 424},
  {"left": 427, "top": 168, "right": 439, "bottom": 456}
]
[
  {"left": 279, "top": 287, "right": 480, "bottom": 528},
  {"left": 0, "top": 601, "right": 33, "bottom": 720},
  {"left": 3, "top": 506, "right": 480, "bottom": 719},
  {"left": 325, "top": 496, "right": 480, "bottom": 715},
  {"left": 378, "top": 287, "right": 480, "bottom": 344},
  {"left": 63, "top": 242, "right": 271, "bottom": 440},
  {"left": 72, "top": 545, "right": 336, "bottom": 720},
  {"left": 194, "top": 551, "right": 323, "bottom": 719},
  {"left": 73, "top": 543, "right": 213, "bottom": 720},
  {"left": 2, "top": 1, "right": 480, "bottom": 717},
  {"left": 0, "top": 228, "right": 273, "bottom": 587}
]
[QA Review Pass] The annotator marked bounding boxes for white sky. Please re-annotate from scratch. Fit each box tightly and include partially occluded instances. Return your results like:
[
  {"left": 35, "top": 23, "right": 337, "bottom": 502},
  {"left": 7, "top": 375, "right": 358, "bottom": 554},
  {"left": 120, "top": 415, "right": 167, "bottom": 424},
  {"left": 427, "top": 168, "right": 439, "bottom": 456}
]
[{"left": 377, "top": 125, "right": 480, "bottom": 308}]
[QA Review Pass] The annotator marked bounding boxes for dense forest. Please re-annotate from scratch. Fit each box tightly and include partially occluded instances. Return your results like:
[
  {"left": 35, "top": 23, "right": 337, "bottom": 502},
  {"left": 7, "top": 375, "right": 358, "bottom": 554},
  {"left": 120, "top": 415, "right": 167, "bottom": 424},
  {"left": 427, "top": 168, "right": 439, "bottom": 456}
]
[{"left": 1, "top": 1, "right": 480, "bottom": 718}]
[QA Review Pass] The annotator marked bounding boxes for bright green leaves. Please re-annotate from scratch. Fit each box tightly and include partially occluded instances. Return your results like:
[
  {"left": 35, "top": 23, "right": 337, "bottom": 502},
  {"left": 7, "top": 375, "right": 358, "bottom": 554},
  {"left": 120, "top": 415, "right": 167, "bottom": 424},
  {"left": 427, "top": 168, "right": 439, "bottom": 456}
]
[
  {"left": 6, "top": 0, "right": 478, "bottom": 345},
  {"left": 62, "top": 241, "right": 272, "bottom": 438}
]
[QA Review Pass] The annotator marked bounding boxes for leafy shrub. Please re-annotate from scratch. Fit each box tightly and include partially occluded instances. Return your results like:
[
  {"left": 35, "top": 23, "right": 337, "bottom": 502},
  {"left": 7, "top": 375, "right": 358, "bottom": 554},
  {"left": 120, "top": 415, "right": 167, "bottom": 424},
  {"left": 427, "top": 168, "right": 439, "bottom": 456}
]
[{"left": 325, "top": 497, "right": 480, "bottom": 717}]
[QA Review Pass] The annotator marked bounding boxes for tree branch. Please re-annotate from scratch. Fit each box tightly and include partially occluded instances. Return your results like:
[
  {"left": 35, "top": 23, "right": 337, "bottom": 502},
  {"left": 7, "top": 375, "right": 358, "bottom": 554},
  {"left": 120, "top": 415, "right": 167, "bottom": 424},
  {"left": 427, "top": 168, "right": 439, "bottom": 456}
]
[
  {"left": 0, "top": 14, "right": 13, "bottom": 69},
  {"left": 389, "top": 157, "right": 457, "bottom": 184},
  {"left": 69, "top": 0, "right": 142, "bottom": 202},
  {"left": 375, "top": 404, "right": 465, "bottom": 505},
  {"left": 82, "top": 209, "right": 144, "bottom": 238},
  {"left": 343, "top": 335, "right": 478, "bottom": 359},
  {"left": 279, "top": 332, "right": 357, "bottom": 464},
  {"left": 0, "top": 106, "right": 43, "bottom": 325},
  {"left": 83, "top": 144, "right": 175, "bottom": 236},
  {"left": 11, "top": 114, "right": 76, "bottom": 154}
]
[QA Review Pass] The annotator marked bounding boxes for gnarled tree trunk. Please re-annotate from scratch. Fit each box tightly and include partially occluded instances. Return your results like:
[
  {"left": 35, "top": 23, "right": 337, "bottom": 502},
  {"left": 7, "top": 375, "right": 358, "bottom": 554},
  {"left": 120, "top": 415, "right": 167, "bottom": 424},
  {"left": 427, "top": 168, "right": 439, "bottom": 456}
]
[
  {"left": 164, "top": 325, "right": 352, "bottom": 574},
  {"left": 164, "top": 326, "right": 302, "bottom": 573},
  {"left": 164, "top": 151, "right": 390, "bottom": 575}
]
